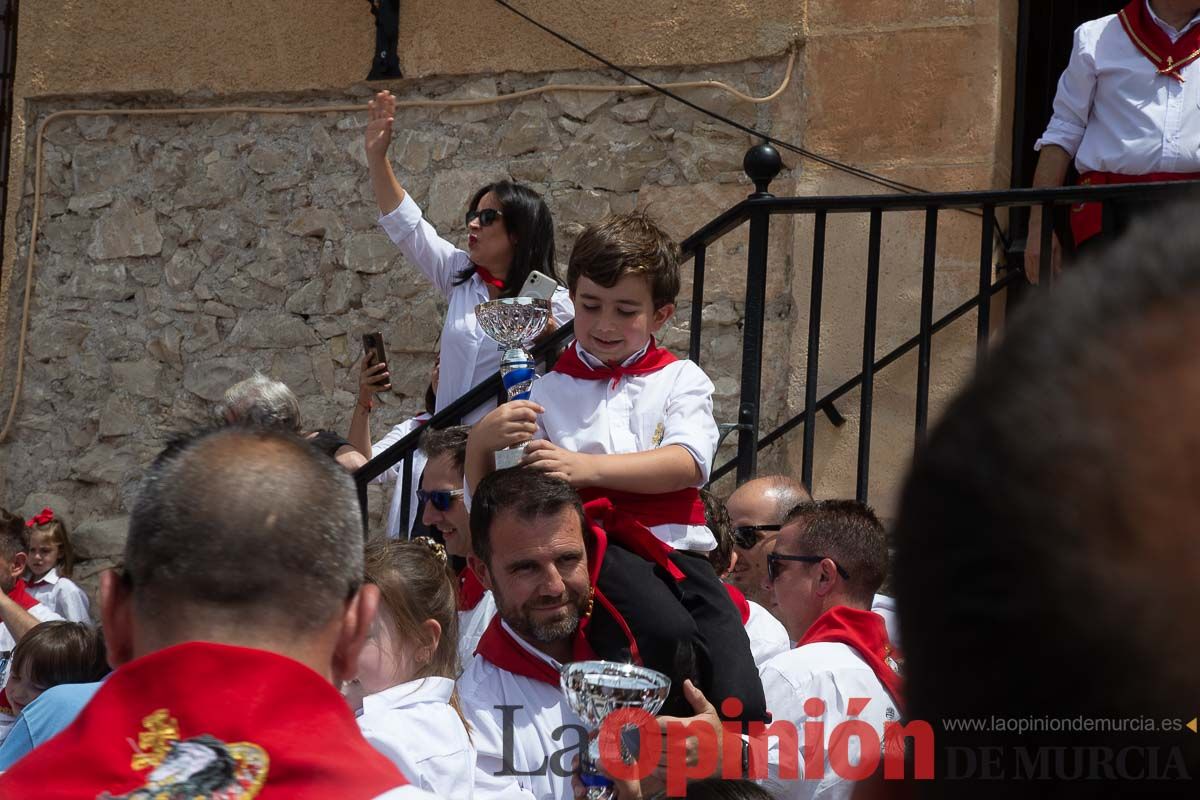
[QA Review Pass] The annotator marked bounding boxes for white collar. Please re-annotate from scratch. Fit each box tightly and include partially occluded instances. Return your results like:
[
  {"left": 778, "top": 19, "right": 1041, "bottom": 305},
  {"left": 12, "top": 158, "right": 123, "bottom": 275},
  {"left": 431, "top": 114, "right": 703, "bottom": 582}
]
[
  {"left": 575, "top": 339, "right": 652, "bottom": 370},
  {"left": 1146, "top": 0, "right": 1200, "bottom": 40},
  {"left": 500, "top": 619, "right": 564, "bottom": 671},
  {"left": 29, "top": 567, "right": 59, "bottom": 586},
  {"left": 361, "top": 676, "right": 455, "bottom": 716}
]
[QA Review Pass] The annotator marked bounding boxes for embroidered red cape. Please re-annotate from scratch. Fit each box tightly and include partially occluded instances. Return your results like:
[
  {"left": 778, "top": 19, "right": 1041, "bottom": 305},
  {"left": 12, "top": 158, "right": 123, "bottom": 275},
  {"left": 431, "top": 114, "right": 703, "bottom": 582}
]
[
  {"left": 0, "top": 641, "right": 408, "bottom": 799},
  {"left": 797, "top": 605, "right": 904, "bottom": 711},
  {"left": 1119, "top": 0, "right": 1200, "bottom": 81}
]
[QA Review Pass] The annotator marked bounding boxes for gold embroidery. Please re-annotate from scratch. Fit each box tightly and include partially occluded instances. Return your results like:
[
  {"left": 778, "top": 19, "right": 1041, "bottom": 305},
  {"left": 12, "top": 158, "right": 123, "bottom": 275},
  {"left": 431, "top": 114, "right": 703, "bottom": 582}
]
[
  {"left": 1120, "top": 9, "right": 1166, "bottom": 66},
  {"left": 651, "top": 422, "right": 666, "bottom": 448},
  {"left": 130, "top": 709, "right": 182, "bottom": 771}
]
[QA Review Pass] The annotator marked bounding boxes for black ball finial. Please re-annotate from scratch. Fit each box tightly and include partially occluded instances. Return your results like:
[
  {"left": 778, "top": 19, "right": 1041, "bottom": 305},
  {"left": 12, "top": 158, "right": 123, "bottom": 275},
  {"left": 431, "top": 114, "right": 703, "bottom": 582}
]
[{"left": 743, "top": 142, "right": 783, "bottom": 197}]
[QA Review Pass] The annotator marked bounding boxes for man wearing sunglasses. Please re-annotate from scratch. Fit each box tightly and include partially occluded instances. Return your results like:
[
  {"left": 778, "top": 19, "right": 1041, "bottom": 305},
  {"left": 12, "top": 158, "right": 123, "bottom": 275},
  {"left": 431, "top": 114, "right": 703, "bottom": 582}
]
[
  {"left": 725, "top": 476, "right": 812, "bottom": 610},
  {"left": 757, "top": 500, "right": 900, "bottom": 800},
  {"left": 416, "top": 426, "right": 497, "bottom": 664}
]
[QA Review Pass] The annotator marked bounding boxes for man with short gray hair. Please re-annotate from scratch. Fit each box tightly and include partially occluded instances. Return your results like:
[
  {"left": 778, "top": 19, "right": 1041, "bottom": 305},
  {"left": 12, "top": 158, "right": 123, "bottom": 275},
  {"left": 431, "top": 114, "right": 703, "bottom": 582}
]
[{"left": 0, "top": 427, "right": 432, "bottom": 799}]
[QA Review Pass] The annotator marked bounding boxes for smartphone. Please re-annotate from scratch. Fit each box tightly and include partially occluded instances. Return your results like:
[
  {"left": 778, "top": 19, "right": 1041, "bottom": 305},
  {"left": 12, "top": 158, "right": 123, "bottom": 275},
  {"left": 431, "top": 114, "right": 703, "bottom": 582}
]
[
  {"left": 519, "top": 270, "right": 558, "bottom": 301},
  {"left": 362, "top": 332, "right": 387, "bottom": 370}
]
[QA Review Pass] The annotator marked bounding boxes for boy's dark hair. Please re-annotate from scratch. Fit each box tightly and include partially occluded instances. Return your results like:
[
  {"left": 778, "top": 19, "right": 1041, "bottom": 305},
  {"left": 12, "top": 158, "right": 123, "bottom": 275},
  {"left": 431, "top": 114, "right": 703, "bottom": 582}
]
[
  {"left": 701, "top": 489, "right": 734, "bottom": 577},
  {"left": 11, "top": 621, "right": 109, "bottom": 688},
  {"left": 419, "top": 425, "right": 470, "bottom": 474},
  {"left": 0, "top": 509, "right": 24, "bottom": 561},
  {"left": 470, "top": 469, "right": 589, "bottom": 567},
  {"left": 783, "top": 500, "right": 887, "bottom": 605},
  {"left": 567, "top": 211, "right": 681, "bottom": 308},
  {"left": 894, "top": 198, "right": 1200, "bottom": 796},
  {"left": 452, "top": 180, "right": 558, "bottom": 295}
]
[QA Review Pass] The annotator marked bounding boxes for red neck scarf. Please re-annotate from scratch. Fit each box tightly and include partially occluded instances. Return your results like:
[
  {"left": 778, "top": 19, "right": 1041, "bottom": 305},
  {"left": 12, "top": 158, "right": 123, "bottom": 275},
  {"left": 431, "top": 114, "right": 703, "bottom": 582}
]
[
  {"left": 475, "top": 617, "right": 597, "bottom": 688},
  {"left": 0, "top": 642, "right": 407, "bottom": 799},
  {"left": 459, "top": 567, "right": 488, "bottom": 611},
  {"left": 474, "top": 265, "right": 506, "bottom": 289},
  {"left": 7, "top": 578, "right": 39, "bottom": 611},
  {"left": 724, "top": 584, "right": 752, "bottom": 625},
  {"left": 798, "top": 605, "right": 904, "bottom": 711},
  {"left": 1119, "top": 0, "right": 1200, "bottom": 81},
  {"left": 552, "top": 339, "right": 678, "bottom": 388}
]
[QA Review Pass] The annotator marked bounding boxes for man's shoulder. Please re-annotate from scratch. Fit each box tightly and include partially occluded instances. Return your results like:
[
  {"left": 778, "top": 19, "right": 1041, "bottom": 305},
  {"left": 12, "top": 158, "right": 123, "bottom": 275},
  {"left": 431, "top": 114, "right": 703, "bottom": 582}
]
[{"left": 760, "top": 641, "right": 865, "bottom": 683}]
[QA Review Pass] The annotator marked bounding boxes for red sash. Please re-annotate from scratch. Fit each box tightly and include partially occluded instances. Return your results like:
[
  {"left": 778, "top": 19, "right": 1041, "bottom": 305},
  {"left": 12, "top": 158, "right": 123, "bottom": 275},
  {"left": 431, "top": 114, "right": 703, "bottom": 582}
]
[
  {"left": 1072, "top": 171, "right": 1200, "bottom": 245},
  {"left": 7, "top": 579, "right": 40, "bottom": 611},
  {"left": 458, "top": 567, "right": 488, "bottom": 611},
  {"left": 724, "top": 583, "right": 752, "bottom": 626},
  {"left": 475, "top": 265, "right": 506, "bottom": 289},
  {"left": 1118, "top": 0, "right": 1200, "bottom": 82},
  {"left": 578, "top": 487, "right": 707, "bottom": 529},
  {"left": 0, "top": 642, "right": 407, "bottom": 799},
  {"left": 797, "top": 606, "right": 904, "bottom": 711},
  {"left": 584, "top": 498, "right": 684, "bottom": 580},
  {"left": 475, "top": 616, "right": 597, "bottom": 688},
  {"left": 552, "top": 339, "right": 678, "bottom": 388}
]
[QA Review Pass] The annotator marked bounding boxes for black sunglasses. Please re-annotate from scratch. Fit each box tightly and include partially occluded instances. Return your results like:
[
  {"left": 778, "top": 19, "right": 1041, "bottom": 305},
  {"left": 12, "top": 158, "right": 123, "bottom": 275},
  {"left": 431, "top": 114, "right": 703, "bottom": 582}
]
[
  {"left": 732, "top": 524, "right": 783, "bottom": 549},
  {"left": 417, "top": 488, "right": 464, "bottom": 512},
  {"left": 465, "top": 208, "right": 503, "bottom": 227},
  {"left": 766, "top": 552, "right": 851, "bottom": 583}
]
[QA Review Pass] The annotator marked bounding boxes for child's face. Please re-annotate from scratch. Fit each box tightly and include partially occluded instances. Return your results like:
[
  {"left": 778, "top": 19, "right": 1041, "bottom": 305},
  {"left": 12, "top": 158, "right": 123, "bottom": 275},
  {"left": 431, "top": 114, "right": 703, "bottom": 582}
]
[
  {"left": 26, "top": 532, "right": 60, "bottom": 580},
  {"left": 571, "top": 274, "right": 675, "bottom": 365},
  {"left": 351, "top": 607, "right": 424, "bottom": 698},
  {"left": 4, "top": 668, "right": 43, "bottom": 715}
]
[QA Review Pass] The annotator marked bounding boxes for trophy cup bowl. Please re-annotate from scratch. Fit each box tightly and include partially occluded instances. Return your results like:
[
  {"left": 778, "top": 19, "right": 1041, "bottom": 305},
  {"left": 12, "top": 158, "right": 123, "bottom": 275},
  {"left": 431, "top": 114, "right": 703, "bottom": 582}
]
[
  {"left": 561, "top": 660, "right": 672, "bottom": 800},
  {"left": 475, "top": 297, "right": 551, "bottom": 468}
]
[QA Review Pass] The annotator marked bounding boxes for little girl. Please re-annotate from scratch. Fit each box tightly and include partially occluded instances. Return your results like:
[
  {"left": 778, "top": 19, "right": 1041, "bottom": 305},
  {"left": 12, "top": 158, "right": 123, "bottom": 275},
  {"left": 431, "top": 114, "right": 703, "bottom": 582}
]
[
  {"left": 24, "top": 509, "right": 91, "bottom": 623},
  {"left": 346, "top": 538, "right": 476, "bottom": 798},
  {"left": 0, "top": 622, "right": 109, "bottom": 743}
]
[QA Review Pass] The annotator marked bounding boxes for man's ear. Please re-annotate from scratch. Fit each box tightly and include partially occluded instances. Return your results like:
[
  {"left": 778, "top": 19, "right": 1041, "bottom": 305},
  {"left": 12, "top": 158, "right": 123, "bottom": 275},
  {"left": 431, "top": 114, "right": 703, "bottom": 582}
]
[
  {"left": 331, "top": 584, "right": 380, "bottom": 685},
  {"left": 468, "top": 554, "right": 492, "bottom": 591},
  {"left": 100, "top": 570, "right": 135, "bottom": 669},
  {"left": 814, "top": 558, "right": 839, "bottom": 597},
  {"left": 9, "top": 553, "right": 26, "bottom": 578},
  {"left": 651, "top": 302, "right": 676, "bottom": 332}
]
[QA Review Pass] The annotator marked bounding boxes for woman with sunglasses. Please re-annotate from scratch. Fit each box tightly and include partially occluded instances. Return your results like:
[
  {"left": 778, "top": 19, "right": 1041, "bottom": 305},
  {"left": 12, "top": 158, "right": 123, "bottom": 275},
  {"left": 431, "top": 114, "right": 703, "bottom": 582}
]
[{"left": 363, "top": 90, "right": 573, "bottom": 425}]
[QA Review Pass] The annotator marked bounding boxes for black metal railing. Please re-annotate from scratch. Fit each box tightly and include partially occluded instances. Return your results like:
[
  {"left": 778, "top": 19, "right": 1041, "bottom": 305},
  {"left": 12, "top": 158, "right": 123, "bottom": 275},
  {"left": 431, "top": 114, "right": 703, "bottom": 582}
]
[
  {"left": 355, "top": 142, "right": 1200, "bottom": 527},
  {"left": 0, "top": 0, "right": 19, "bottom": 278}
]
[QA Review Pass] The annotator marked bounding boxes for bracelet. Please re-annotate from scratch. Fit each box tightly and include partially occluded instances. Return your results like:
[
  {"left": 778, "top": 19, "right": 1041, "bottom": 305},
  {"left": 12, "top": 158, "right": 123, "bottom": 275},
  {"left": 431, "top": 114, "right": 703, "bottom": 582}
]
[{"left": 357, "top": 398, "right": 373, "bottom": 414}]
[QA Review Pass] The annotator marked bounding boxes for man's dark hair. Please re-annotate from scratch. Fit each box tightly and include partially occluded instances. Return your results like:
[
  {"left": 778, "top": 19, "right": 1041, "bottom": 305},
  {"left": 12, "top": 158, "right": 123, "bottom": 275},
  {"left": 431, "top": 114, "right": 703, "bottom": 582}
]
[
  {"left": 701, "top": 489, "right": 734, "bottom": 576},
  {"left": 125, "top": 426, "right": 364, "bottom": 634},
  {"left": 783, "top": 500, "right": 887, "bottom": 604},
  {"left": 470, "top": 468, "right": 589, "bottom": 566},
  {"left": 0, "top": 509, "right": 24, "bottom": 561},
  {"left": 894, "top": 199, "right": 1200, "bottom": 795},
  {"left": 419, "top": 425, "right": 470, "bottom": 474}
]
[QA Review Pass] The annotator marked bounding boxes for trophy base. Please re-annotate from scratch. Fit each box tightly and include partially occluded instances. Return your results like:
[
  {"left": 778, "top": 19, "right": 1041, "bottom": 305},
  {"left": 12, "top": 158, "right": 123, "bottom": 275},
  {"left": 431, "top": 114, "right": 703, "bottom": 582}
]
[{"left": 494, "top": 443, "right": 527, "bottom": 470}]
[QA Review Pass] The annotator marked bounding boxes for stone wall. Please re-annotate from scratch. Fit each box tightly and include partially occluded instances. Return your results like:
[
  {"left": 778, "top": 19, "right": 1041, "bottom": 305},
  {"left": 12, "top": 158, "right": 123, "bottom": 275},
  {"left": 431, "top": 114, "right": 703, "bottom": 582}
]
[{"left": 0, "top": 56, "right": 800, "bottom": 600}]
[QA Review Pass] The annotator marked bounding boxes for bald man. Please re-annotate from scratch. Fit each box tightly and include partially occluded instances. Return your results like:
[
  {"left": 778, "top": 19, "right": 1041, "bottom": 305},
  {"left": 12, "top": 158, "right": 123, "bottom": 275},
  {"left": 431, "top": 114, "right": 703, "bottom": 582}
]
[{"left": 725, "top": 476, "right": 811, "bottom": 609}]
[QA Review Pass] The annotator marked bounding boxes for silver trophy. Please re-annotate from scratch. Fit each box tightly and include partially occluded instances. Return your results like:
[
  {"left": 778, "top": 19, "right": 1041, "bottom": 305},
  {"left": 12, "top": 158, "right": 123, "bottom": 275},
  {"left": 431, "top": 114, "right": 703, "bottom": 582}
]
[
  {"left": 475, "top": 297, "right": 551, "bottom": 468},
  {"left": 561, "top": 660, "right": 672, "bottom": 800}
]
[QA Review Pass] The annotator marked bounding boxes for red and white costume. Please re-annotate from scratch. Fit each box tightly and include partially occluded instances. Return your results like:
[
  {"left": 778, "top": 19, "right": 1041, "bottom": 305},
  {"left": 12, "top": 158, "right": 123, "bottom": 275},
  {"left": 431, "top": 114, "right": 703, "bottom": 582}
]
[
  {"left": 758, "top": 606, "right": 903, "bottom": 800},
  {"left": 456, "top": 567, "right": 497, "bottom": 666},
  {"left": 0, "top": 641, "right": 434, "bottom": 799},
  {"left": 1036, "top": 0, "right": 1200, "bottom": 244}
]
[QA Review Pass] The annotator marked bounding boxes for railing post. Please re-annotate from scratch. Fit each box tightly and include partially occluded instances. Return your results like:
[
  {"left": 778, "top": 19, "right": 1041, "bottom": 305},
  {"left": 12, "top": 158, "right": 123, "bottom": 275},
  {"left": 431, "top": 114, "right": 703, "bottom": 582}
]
[{"left": 736, "top": 142, "right": 782, "bottom": 484}]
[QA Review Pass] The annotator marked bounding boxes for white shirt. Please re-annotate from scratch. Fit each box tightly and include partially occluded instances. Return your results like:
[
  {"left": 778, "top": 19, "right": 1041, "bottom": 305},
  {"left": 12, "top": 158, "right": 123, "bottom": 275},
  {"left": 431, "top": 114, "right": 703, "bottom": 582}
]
[
  {"left": 1036, "top": 1, "right": 1200, "bottom": 175},
  {"left": 871, "top": 594, "right": 900, "bottom": 650},
  {"left": 375, "top": 787, "right": 441, "bottom": 800},
  {"left": 0, "top": 598, "right": 62, "bottom": 687},
  {"left": 358, "top": 676, "right": 476, "bottom": 799},
  {"left": 759, "top": 642, "right": 900, "bottom": 800},
  {"left": 457, "top": 621, "right": 585, "bottom": 800},
  {"left": 378, "top": 195, "right": 574, "bottom": 426},
  {"left": 370, "top": 414, "right": 431, "bottom": 539},
  {"left": 529, "top": 343, "right": 719, "bottom": 551},
  {"left": 458, "top": 590, "right": 498, "bottom": 668},
  {"left": 26, "top": 569, "right": 91, "bottom": 624},
  {"left": 745, "top": 600, "right": 791, "bottom": 668}
]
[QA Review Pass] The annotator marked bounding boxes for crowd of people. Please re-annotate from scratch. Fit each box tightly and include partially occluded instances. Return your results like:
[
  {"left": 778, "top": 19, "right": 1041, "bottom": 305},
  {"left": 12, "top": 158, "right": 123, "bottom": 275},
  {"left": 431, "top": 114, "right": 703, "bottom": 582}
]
[{"left": 0, "top": 3, "right": 1198, "bottom": 793}]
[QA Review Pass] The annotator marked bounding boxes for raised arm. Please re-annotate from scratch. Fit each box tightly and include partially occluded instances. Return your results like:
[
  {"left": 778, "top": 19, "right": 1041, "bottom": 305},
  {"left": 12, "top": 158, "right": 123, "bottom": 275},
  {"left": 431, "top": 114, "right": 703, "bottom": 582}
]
[
  {"left": 0, "top": 592, "right": 40, "bottom": 644},
  {"left": 348, "top": 354, "right": 391, "bottom": 459},
  {"left": 365, "top": 91, "right": 406, "bottom": 216}
]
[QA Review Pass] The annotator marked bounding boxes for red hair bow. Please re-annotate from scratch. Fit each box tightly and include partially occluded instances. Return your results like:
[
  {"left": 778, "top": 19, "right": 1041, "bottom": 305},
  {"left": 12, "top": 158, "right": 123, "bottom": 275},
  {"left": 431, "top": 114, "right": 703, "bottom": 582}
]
[{"left": 26, "top": 507, "right": 54, "bottom": 527}]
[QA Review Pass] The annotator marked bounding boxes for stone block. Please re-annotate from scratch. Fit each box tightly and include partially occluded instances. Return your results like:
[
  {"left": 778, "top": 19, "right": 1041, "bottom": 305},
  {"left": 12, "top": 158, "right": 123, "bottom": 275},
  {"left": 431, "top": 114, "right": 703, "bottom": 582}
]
[
  {"left": 68, "top": 190, "right": 114, "bottom": 213},
  {"left": 99, "top": 394, "right": 141, "bottom": 437},
  {"left": 73, "top": 517, "right": 129, "bottom": 560},
  {"left": 550, "top": 89, "right": 614, "bottom": 122},
  {"left": 73, "top": 445, "right": 135, "bottom": 485},
  {"left": 111, "top": 359, "right": 162, "bottom": 398},
  {"left": 345, "top": 233, "right": 398, "bottom": 275},
  {"left": 87, "top": 207, "right": 164, "bottom": 260},
  {"left": 247, "top": 146, "right": 287, "bottom": 174},
  {"left": 66, "top": 261, "right": 134, "bottom": 302},
  {"left": 164, "top": 248, "right": 203, "bottom": 291},
  {"left": 611, "top": 96, "right": 658, "bottom": 124},
  {"left": 426, "top": 168, "right": 501, "bottom": 232},
  {"left": 227, "top": 312, "right": 319, "bottom": 349},
  {"left": 497, "top": 102, "right": 559, "bottom": 158},
  {"left": 286, "top": 207, "right": 344, "bottom": 240},
  {"left": 183, "top": 357, "right": 247, "bottom": 401},
  {"left": 27, "top": 319, "right": 92, "bottom": 361},
  {"left": 17, "top": 493, "right": 74, "bottom": 525},
  {"left": 72, "top": 143, "right": 135, "bottom": 195}
]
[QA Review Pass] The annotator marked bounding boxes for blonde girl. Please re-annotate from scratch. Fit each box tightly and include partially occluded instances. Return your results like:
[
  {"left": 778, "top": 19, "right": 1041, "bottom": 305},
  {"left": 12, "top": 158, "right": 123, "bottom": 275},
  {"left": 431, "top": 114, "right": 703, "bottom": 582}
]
[{"left": 23, "top": 510, "right": 90, "bottom": 623}]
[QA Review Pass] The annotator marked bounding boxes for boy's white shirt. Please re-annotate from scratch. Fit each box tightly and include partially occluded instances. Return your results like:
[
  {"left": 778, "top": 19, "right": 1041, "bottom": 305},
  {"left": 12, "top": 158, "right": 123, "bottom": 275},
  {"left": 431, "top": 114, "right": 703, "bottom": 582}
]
[
  {"left": 26, "top": 569, "right": 91, "bottom": 624},
  {"left": 457, "top": 620, "right": 584, "bottom": 800},
  {"left": 357, "top": 676, "right": 476, "bottom": 800},
  {"left": 529, "top": 341, "right": 719, "bottom": 551}
]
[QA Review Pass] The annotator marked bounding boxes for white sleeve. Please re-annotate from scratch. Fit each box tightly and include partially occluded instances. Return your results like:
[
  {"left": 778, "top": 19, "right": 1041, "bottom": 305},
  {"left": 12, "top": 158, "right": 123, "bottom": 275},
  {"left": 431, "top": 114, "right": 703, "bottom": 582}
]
[
  {"left": 1034, "top": 23, "right": 1097, "bottom": 158},
  {"left": 550, "top": 284, "right": 575, "bottom": 326},
  {"left": 370, "top": 419, "right": 423, "bottom": 485},
  {"left": 55, "top": 580, "right": 92, "bottom": 624},
  {"left": 659, "top": 362, "right": 719, "bottom": 484},
  {"left": 377, "top": 194, "right": 471, "bottom": 299},
  {"left": 758, "top": 665, "right": 821, "bottom": 800},
  {"left": 460, "top": 700, "right": 539, "bottom": 800}
]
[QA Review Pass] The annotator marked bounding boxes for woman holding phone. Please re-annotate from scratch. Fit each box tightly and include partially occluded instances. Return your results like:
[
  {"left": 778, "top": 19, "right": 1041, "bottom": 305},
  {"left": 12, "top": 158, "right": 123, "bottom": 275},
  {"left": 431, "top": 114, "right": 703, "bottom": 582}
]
[{"left": 358, "top": 89, "right": 573, "bottom": 426}]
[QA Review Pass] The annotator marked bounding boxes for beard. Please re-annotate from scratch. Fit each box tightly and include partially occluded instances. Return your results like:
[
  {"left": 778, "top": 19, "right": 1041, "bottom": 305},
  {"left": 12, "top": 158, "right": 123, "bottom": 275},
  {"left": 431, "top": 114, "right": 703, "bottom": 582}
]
[{"left": 495, "top": 583, "right": 591, "bottom": 645}]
